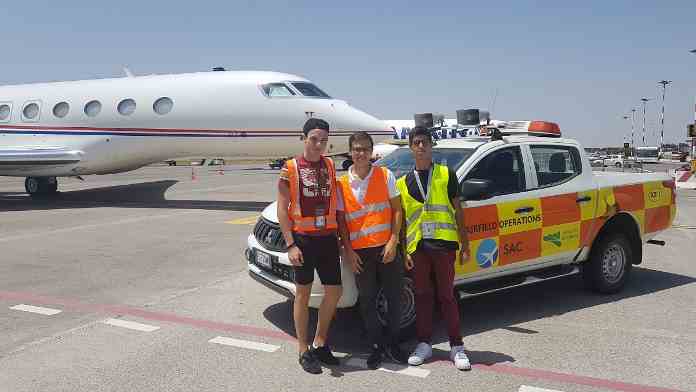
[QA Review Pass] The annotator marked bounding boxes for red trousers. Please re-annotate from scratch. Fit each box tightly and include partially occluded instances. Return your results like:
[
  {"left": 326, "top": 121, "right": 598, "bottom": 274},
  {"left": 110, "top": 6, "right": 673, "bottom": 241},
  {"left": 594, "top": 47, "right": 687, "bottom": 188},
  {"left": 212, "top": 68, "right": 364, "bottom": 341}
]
[{"left": 412, "top": 249, "right": 463, "bottom": 347}]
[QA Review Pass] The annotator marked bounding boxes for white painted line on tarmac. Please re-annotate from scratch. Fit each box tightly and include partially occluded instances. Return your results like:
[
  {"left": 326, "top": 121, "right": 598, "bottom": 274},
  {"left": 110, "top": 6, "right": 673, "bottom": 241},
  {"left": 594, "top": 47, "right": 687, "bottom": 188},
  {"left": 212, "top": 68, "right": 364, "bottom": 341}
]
[
  {"left": 519, "top": 386, "right": 565, "bottom": 392},
  {"left": 10, "top": 304, "right": 62, "bottom": 315},
  {"left": 101, "top": 318, "right": 160, "bottom": 332},
  {"left": 344, "top": 357, "right": 430, "bottom": 378},
  {"left": 0, "top": 211, "right": 199, "bottom": 243},
  {"left": 208, "top": 336, "right": 280, "bottom": 352}
]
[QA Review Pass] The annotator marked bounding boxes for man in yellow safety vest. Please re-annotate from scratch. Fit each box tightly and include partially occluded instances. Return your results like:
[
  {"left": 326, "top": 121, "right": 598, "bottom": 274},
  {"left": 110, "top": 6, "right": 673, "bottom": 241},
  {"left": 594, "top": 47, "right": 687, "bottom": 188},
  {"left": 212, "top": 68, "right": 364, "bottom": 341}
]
[{"left": 397, "top": 126, "right": 472, "bottom": 371}]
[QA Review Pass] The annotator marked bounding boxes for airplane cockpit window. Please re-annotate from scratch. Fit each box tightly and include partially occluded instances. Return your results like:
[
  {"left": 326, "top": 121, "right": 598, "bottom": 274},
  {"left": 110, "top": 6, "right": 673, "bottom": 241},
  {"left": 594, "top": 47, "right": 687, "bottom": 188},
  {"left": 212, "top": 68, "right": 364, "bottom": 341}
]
[
  {"left": 290, "top": 82, "right": 331, "bottom": 98},
  {"left": 262, "top": 83, "right": 296, "bottom": 97}
]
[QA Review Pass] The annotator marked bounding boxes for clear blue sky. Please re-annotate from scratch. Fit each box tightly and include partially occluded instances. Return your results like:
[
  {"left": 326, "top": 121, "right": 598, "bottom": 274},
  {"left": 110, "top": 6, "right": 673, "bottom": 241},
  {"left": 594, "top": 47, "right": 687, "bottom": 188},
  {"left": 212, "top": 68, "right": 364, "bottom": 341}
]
[{"left": 1, "top": 0, "right": 694, "bottom": 147}]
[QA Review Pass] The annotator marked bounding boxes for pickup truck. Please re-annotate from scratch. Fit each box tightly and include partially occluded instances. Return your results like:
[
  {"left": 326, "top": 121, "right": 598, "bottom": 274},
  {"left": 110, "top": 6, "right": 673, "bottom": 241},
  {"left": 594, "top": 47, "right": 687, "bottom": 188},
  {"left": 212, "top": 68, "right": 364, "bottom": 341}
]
[{"left": 246, "top": 133, "right": 676, "bottom": 333}]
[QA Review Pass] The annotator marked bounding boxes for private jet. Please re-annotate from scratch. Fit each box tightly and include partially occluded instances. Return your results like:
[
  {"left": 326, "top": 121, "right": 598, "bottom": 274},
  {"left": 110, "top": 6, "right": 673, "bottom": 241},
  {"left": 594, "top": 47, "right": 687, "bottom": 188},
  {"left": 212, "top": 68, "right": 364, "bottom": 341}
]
[{"left": 0, "top": 68, "right": 391, "bottom": 195}]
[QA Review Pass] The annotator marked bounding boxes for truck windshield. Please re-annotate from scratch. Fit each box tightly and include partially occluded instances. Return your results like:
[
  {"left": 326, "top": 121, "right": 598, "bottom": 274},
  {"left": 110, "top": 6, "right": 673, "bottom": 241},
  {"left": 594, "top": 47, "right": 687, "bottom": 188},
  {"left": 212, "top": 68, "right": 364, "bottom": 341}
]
[{"left": 375, "top": 147, "right": 475, "bottom": 178}]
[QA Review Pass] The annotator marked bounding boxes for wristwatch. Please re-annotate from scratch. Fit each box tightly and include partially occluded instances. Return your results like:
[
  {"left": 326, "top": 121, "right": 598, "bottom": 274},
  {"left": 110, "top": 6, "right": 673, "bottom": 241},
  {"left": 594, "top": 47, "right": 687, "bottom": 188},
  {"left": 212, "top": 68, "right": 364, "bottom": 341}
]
[{"left": 286, "top": 242, "right": 297, "bottom": 251}]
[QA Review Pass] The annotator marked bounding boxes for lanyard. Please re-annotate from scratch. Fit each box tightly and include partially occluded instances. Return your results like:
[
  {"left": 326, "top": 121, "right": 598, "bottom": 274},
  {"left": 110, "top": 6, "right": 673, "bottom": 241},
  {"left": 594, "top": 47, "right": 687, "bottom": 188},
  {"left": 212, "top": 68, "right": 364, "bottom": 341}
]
[{"left": 413, "top": 165, "right": 432, "bottom": 202}]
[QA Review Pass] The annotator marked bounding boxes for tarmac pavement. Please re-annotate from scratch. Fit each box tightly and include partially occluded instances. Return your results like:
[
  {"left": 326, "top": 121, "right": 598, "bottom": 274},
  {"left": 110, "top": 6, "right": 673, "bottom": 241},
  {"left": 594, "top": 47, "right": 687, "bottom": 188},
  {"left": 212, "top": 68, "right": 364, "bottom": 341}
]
[{"left": 0, "top": 165, "right": 694, "bottom": 392}]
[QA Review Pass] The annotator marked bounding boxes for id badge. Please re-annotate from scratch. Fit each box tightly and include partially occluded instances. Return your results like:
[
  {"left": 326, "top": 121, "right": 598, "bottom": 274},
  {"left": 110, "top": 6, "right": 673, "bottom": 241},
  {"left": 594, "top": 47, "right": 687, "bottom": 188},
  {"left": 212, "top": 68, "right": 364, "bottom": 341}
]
[
  {"left": 315, "top": 207, "right": 326, "bottom": 229},
  {"left": 422, "top": 222, "right": 435, "bottom": 238}
]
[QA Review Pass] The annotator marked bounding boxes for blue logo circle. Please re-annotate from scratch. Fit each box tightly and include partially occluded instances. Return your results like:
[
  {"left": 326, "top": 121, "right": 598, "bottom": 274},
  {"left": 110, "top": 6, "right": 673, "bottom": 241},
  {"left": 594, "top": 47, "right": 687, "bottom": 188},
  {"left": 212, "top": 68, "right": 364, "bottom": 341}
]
[{"left": 476, "top": 239, "right": 499, "bottom": 269}]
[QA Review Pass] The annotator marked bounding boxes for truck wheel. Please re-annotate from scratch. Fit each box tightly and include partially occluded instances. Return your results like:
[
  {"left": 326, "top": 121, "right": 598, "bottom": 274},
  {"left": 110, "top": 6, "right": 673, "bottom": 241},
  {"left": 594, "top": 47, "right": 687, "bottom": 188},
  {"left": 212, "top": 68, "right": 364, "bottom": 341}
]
[
  {"left": 615, "top": 162, "right": 622, "bottom": 168},
  {"left": 375, "top": 276, "right": 416, "bottom": 340},
  {"left": 583, "top": 233, "right": 632, "bottom": 294}
]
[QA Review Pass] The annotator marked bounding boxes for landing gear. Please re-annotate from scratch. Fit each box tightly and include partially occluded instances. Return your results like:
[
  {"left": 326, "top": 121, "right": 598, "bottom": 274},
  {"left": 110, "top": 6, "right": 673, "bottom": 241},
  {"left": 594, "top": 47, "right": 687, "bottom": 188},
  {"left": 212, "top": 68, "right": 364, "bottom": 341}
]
[{"left": 25, "top": 177, "right": 58, "bottom": 196}]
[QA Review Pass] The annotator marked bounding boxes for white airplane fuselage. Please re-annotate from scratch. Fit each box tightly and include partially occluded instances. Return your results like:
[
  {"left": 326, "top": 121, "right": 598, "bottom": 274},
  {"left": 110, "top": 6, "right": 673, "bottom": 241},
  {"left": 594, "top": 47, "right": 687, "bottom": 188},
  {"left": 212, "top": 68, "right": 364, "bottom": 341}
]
[{"left": 0, "top": 70, "right": 391, "bottom": 178}]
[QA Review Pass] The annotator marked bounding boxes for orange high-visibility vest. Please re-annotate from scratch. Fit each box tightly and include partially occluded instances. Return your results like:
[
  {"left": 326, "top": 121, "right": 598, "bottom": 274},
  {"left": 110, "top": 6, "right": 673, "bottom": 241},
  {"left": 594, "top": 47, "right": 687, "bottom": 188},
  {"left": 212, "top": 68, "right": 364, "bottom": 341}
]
[
  {"left": 337, "top": 166, "right": 393, "bottom": 249},
  {"left": 286, "top": 156, "right": 338, "bottom": 233}
]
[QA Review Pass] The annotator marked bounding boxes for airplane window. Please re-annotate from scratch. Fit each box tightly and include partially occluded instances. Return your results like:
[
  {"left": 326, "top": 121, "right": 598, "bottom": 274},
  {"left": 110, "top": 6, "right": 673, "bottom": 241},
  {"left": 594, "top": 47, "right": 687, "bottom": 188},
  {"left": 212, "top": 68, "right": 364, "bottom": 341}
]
[
  {"left": 153, "top": 97, "right": 173, "bottom": 115},
  {"left": 118, "top": 99, "right": 136, "bottom": 116},
  {"left": 22, "top": 103, "right": 40, "bottom": 120},
  {"left": 290, "top": 82, "right": 331, "bottom": 98},
  {"left": 262, "top": 83, "right": 296, "bottom": 97},
  {"left": 84, "top": 100, "right": 102, "bottom": 117},
  {"left": 0, "top": 104, "right": 10, "bottom": 121},
  {"left": 53, "top": 102, "right": 70, "bottom": 118}
]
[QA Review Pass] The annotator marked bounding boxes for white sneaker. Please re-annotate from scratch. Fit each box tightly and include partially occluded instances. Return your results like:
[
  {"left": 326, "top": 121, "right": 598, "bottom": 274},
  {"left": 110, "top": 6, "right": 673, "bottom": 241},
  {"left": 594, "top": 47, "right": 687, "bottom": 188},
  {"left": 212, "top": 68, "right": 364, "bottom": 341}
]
[
  {"left": 407, "top": 342, "right": 432, "bottom": 366},
  {"left": 450, "top": 345, "right": 471, "bottom": 371}
]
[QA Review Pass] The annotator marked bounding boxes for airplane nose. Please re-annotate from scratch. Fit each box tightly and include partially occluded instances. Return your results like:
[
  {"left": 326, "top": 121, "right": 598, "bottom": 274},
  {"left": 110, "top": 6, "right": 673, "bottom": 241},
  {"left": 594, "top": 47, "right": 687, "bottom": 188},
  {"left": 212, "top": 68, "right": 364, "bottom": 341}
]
[{"left": 333, "top": 101, "right": 389, "bottom": 134}]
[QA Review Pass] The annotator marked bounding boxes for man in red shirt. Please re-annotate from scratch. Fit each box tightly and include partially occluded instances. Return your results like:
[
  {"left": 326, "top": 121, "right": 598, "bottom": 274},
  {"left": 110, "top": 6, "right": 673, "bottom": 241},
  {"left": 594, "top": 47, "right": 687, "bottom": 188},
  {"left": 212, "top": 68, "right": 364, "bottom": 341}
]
[{"left": 277, "top": 118, "right": 343, "bottom": 374}]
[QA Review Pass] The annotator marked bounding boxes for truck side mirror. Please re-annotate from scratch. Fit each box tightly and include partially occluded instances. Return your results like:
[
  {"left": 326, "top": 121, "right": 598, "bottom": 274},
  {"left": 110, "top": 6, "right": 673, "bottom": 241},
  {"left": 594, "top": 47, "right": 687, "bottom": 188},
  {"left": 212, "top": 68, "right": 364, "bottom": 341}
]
[{"left": 460, "top": 179, "right": 492, "bottom": 201}]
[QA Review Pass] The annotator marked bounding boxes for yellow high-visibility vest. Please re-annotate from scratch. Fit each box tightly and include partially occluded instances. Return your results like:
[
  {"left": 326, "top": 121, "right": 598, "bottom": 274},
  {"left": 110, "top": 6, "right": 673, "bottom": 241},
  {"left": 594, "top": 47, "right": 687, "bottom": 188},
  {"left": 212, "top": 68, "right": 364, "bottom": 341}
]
[{"left": 397, "top": 163, "right": 458, "bottom": 255}]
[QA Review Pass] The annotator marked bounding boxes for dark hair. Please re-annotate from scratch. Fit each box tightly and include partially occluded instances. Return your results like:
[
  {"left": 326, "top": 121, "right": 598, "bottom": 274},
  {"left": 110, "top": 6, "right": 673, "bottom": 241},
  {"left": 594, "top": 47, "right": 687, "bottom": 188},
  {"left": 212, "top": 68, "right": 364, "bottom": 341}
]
[
  {"left": 408, "top": 126, "right": 432, "bottom": 146},
  {"left": 303, "top": 118, "right": 330, "bottom": 136},
  {"left": 348, "top": 131, "right": 374, "bottom": 151}
]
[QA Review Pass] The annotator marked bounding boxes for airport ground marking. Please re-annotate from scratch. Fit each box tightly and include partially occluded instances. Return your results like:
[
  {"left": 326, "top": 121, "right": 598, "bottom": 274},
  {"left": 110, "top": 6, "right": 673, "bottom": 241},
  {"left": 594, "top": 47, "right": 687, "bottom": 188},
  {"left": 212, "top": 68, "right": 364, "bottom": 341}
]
[
  {"left": 225, "top": 215, "right": 259, "bottom": 225},
  {"left": 519, "top": 386, "right": 566, "bottom": 392},
  {"left": 0, "top": 290, "right": 683, "bottom": 391},
  {"left": 101, "top": 318, "right": 160, "bottom": 332},
  {"left": 209, "top": 336, "right": 279, "bottom": 352},
  {"left": 344, "top": 357, "right": 430, "bottom": 378},
  {"left": 10, "top": 304, "right": 62, "bottom": 315}
]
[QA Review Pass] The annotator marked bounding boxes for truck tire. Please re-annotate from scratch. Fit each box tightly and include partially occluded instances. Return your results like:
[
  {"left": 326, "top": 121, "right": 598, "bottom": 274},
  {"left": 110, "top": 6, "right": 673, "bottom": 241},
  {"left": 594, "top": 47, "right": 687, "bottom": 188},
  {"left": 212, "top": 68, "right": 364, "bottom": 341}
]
[
  {"left": 376, "top": 276, "right": 416, "bottom": 341},
  {"left": 615, "top": 162, "right": 622, "bottom": 168},
  {"left": 583, "top": 233, "right": 632, "bottom": 294}
]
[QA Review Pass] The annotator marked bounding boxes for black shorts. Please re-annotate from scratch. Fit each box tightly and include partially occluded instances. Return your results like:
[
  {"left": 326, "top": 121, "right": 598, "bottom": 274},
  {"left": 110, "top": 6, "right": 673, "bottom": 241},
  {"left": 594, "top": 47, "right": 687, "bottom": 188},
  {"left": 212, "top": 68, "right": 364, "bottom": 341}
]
[{"left": 292, "top": 233, "right": 341, "bottom": 286}]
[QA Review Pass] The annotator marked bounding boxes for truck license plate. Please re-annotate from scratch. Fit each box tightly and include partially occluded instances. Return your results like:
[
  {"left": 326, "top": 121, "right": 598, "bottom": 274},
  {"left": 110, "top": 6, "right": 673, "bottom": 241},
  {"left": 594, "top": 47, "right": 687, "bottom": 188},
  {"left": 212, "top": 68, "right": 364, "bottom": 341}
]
[{"left": 255, "top": 250, "right": 272, "bottom": 269}]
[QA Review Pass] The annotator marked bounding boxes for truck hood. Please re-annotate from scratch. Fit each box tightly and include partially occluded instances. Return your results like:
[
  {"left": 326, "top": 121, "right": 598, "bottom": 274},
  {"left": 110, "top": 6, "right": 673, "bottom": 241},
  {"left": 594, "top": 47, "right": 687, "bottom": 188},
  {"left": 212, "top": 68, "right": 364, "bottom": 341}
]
[{"left": 262, "top": 201, "right": 279, "bottom": 223}]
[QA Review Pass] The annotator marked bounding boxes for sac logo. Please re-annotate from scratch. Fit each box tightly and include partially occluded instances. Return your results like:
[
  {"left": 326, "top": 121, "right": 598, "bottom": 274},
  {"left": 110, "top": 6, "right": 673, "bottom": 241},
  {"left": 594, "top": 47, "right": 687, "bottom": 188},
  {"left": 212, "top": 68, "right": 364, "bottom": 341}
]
[
  {"left": 476, "top": 238, "right": 499, "bottom": 268},
  {"left": 503, "top": 241, "right": 523, "bottom": 256}
]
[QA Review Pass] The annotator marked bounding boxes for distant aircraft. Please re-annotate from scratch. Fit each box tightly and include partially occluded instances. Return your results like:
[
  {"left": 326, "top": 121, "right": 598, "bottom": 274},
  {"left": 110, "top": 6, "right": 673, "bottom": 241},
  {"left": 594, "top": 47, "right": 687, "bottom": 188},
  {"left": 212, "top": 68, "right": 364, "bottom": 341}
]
[{"left": 0, "top": 69, "right": 390, "bottom": 195}]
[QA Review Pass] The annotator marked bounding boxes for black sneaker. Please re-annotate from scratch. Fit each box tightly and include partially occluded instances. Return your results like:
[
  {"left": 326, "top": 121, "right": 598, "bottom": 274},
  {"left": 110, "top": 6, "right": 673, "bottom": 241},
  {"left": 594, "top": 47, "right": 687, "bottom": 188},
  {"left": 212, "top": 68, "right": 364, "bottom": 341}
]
[
  {"left": 299, "top": 350, "right": 322, "bottom": 374},
  {"left": 311, "top": 345, "right": 340, "bottom": 366},
  {"left": 366, "top": 345, "right": 383, "bottom": 370},
  {"left": 385, "top": 344, "right": 409, "bottom": 364}
]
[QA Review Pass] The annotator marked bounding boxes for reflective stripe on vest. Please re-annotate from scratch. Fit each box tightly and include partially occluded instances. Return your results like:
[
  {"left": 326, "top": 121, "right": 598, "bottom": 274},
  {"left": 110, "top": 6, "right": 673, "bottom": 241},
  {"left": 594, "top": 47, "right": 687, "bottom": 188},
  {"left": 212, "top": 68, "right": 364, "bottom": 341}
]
[
  {"left": 337, "top": 166, "right": 393, "bottom": 249},
  {"left": 397, "top": 163, "right": 458, "bottom": 255},
  {"left": 286, "top": 157, "right": 338, "bottom": 233}
]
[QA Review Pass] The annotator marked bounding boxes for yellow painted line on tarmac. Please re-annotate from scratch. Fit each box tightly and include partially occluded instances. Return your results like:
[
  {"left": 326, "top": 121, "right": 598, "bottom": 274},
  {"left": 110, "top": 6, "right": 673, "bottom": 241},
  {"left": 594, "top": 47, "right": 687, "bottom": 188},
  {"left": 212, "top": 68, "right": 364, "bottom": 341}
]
[{"left": 225, "top": 215, "right": 259, "bottom": 225}]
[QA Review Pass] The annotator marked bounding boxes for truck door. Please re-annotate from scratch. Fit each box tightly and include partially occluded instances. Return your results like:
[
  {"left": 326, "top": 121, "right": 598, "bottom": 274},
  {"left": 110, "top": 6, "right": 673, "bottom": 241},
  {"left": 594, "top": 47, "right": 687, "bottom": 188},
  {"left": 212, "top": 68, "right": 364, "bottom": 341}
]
[
  {"left": 458, "top": 145, "right": 543, "bottom": 278},
  {"left": 525, "top": 143, "right": 596, "bottom": 263}
]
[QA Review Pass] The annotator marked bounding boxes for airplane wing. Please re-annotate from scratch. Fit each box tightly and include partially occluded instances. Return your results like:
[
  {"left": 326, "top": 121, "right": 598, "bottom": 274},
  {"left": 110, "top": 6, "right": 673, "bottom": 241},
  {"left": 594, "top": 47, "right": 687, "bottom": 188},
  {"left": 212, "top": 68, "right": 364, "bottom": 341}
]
[{"left": 0, "top": 147, "right": 83, "bottom": 166}]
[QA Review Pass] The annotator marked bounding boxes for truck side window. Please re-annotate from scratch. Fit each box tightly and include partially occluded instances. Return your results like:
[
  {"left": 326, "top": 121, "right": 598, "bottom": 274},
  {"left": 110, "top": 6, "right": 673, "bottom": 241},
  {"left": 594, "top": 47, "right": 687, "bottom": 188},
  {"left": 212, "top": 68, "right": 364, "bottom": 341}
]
[
  {"left": 530, "top": 145, "right": 582, "bottom": 187},
  {"left": 464, "top": 146, "right": 525, "bottom": 196}
]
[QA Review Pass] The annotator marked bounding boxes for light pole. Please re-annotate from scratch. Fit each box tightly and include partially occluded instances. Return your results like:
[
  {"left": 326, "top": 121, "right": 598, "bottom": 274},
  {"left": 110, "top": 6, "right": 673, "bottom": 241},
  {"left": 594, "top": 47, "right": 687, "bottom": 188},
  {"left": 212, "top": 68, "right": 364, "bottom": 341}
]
[
  {"left": 640, "top": 98, "right": 650, "bottom": 146},
  {"left": 658, "top": 80, "right": 672, "bottom": 151}
]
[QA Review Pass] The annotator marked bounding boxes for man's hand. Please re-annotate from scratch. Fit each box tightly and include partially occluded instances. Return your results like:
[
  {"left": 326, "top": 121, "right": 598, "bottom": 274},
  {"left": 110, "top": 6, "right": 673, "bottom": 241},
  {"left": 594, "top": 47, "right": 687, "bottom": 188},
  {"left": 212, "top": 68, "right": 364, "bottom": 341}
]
[
  {"left": 288, "top": 245, "right": 304, "bottom": 266},
  {"left": 404, "top": 253, "right": 414, "bottom": 271},
  {"left": 458, "top": 243, "right": 470, "bottom": 266},
  {"left": 381, "top": 238, "right": 398, "bottom": 264},
  {"left": 345, "top": 248, "right": 363, "bottom": 273}
]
